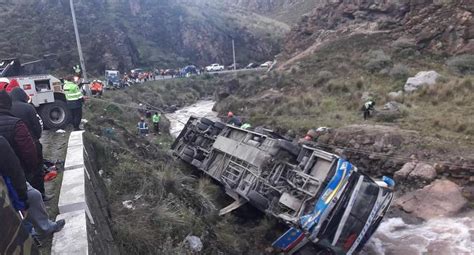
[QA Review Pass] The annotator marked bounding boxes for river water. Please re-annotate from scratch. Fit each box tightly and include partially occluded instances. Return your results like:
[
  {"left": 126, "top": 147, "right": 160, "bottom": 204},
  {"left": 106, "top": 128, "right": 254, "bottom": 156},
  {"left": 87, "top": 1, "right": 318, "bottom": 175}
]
[
  {"left": 166, "top": 100, "right": 473, "bottom": 255},
  {"left": 165, "top": 100, "right": 218, "bottom": 138}
]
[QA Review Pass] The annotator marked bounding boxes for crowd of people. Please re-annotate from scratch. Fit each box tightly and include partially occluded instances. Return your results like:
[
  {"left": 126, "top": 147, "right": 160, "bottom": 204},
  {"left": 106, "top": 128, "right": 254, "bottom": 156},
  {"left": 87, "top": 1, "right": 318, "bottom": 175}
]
[{"left": 0, "top": 83, "right": 66, "bottom": 247}]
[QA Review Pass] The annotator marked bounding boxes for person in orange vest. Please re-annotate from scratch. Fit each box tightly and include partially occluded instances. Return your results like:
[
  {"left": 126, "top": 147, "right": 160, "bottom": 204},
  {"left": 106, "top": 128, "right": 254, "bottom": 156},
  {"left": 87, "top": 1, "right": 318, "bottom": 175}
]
[{"left": 90, "top": 80, "right": 103, "bottom": 97}]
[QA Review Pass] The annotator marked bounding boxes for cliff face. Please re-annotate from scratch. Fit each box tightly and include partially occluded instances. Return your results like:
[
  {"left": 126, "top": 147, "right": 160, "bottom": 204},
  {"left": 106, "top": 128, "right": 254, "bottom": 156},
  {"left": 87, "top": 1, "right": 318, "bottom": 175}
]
[
  {"left": 0, "top": 0, "right": 288, "bottom": 74},
  {"left": 281, "top": 0, "right": 474, "bottom": 67}
]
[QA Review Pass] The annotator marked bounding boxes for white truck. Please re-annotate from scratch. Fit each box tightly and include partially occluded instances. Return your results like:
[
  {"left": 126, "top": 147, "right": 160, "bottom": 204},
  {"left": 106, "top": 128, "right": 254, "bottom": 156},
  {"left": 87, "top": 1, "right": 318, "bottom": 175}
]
[
  {"left": 205, "top": 63, "right": 225, "bottom": 72},
  {"left": 1, "top": 58, "right": 71, "bottom": 129}
]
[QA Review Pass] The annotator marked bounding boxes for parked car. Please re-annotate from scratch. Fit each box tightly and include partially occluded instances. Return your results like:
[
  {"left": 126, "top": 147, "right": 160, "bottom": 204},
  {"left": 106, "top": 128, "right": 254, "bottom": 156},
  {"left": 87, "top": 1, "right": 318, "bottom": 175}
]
[
  {"left": 181, "top": 65, "right": 198, "bottom": 77},
  {"left": 205, "top": 63, "right": 225, "bottom": 72},
  {"left": 227, "top": 63, "right": 241, "bottom": 70},
  {"left": 246, "top": 63, "right": 259, "bottom": 69},
  {"left": 260, "top": 61, "right": 273, "bottom": 68}
]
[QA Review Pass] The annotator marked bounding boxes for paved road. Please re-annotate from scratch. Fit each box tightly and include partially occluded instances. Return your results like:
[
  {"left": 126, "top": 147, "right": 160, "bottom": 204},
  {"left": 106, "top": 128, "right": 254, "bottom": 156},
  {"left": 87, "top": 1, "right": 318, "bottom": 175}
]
[{"left": 150, "top": 67, "right": 267, "bottom": 81}]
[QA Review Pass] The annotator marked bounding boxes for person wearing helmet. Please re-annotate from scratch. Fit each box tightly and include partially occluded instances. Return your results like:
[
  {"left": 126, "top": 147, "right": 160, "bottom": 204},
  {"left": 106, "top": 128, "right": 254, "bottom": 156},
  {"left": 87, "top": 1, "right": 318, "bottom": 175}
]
[
  {"left": 226, "top": 111, "right": 242, "bottom": 126},
  {"left": 362, "top": 100, "right": 375, "bottom": 120}
]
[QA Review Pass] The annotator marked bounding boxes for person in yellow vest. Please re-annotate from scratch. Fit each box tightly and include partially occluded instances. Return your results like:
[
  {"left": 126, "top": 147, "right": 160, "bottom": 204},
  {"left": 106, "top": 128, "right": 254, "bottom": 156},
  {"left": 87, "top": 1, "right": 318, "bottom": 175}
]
[
  {"left": 152, "top": 112, "right": 161, "bottom": 134},
  {"left": 63, "top": 76, "right": 84, "bottom": 131}
]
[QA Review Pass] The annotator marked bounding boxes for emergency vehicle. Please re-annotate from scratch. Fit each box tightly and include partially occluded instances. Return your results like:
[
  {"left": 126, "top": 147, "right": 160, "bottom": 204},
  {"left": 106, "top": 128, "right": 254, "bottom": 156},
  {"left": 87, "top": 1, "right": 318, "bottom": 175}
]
[{"left": 0, "top": 58, "right": 70, "bottom": 129}]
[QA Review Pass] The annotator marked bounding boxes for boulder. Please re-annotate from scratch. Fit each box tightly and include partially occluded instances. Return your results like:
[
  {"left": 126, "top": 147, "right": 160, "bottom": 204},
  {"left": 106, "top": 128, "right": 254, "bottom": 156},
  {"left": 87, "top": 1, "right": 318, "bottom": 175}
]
[
  {"left": 394, "top": 162, "right": 437, "bottom": 183},
  {"left": 409, "top": 163, "right": 437, "bottom": 182},
  {"left": 387, "top": 90, "right": 403, "bottom": 100},
  {"left": 404, "top": 71, "right": 440, "bottom": 92},
  {"left": 395, "top": 179, "right": 467, "bottom": 220},
  {"left": 394, "top": 162, "right": 416, "bottom": 180},
  {"left": 383, "top": 101, "right": 403, "bottom": 112}
]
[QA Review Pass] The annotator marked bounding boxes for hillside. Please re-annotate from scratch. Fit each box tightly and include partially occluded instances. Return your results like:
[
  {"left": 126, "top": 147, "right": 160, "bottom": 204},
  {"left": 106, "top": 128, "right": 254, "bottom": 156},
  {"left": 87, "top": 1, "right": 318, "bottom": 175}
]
[
  {"left": 187, "top": 0, "right": 319, "bottom": 25},
  {"left": 213, "top": 0, "right": 474, "bottom": 167},
  {"left": 0, "top": 0, "right": 289, "bottom": 75}
]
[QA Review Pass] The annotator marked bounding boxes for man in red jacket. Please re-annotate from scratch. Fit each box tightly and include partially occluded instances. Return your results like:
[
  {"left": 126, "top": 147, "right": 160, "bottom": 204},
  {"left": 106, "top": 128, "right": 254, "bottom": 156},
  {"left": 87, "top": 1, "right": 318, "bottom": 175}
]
[{"left": 0, "top": 90, "right": 38, "bottom": 178}]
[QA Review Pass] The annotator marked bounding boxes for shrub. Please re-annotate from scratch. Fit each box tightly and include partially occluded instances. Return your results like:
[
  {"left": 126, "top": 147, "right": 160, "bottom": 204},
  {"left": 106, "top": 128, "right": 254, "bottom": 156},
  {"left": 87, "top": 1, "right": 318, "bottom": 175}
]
[
  {"left": 447, "top": 54, "right": 474, "bottom": 75},
  {"left": 389, "top": 64, "right": 410, "bottom": 80},
  {"left": 365, "top": 50, "right": 392, "bottom": 73},
  {"left": 391, "top": 38, "right": 416, "bottom": 51}
]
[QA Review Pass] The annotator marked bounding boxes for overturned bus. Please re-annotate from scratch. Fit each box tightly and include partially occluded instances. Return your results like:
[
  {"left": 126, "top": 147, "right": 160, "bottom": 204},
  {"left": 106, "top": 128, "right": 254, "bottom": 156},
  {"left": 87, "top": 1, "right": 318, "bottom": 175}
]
[{"left": 171, "top": 117, "right": 394, "bottom": 254}]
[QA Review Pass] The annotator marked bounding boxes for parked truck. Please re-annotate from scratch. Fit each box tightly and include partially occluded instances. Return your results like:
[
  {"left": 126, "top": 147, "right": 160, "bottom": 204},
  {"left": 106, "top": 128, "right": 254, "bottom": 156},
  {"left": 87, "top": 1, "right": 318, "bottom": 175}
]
[
  {"left": 172, "top": 117, "right": 394, "bottom": 254},
  {"left": 105, "top": 70, "right": 121, "bottom": 89},
  {"left": 0, "top": 58, "right": 70, "bottom": 129}
]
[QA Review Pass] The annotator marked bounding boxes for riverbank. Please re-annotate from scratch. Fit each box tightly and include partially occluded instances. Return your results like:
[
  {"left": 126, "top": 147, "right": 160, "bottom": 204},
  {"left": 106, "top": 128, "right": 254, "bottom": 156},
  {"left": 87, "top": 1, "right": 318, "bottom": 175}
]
[{"left": 80, "top": 73, "right": 473, "bottom": 254}]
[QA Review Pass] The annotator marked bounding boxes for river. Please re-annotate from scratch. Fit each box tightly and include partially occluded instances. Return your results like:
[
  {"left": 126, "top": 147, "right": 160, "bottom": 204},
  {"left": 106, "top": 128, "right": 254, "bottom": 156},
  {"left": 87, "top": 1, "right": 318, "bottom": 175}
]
[{"left": 166, "top": 100, "right": 474, "bottom": 255}]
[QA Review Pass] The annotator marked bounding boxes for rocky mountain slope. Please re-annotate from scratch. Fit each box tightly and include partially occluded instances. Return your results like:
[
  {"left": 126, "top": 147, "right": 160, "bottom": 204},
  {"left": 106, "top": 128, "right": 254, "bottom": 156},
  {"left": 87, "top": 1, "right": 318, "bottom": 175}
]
[
  {"left": 187, "top": 0, "right": 319, "bottom": 24},
  {"left": 280, "top": 0, "right": 473, "bottom": 68},
  {"left": 0, "top": 0, "right": 289, "bottom": 74}
]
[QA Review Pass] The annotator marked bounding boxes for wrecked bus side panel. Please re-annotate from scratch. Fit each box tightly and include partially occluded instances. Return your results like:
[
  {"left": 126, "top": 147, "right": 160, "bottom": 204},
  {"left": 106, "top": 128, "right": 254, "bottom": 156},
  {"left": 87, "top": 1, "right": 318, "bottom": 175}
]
[{"left": 172, "top": 117, "right": 394, "bottom": 254}]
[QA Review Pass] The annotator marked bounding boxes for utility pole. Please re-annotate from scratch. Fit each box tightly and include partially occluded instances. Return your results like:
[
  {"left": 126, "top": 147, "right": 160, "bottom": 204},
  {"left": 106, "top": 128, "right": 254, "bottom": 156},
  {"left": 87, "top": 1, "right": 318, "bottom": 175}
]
[
  {"left": 232, "top": 39, "right": 236, "bottom": 71},
  {"left": 70, "top": 0, "right": 88, "bottom": 81}
]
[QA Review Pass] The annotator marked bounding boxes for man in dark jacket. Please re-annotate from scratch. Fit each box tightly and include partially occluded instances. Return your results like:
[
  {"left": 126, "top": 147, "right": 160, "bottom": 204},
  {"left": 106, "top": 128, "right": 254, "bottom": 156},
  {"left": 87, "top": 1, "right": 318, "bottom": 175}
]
[
  {"left": 9, "top": 88, "right": 48, "bottom": 199},
  {"left": 0, "top": 91, "right": 65, "bottom": 237},
  {"left": 0, "top": 91, "right": 39, "bottom": 186},
  {"left": 10, "top": 88, "right": 42, "bottom": 140},
  {"left": 0, "top": 136, "right": 28, "bottom": 211}
]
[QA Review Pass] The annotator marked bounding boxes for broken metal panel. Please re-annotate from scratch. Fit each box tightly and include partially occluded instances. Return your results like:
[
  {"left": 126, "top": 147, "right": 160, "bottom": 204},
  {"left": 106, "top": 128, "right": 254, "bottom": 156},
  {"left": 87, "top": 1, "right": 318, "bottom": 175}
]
[{"left": 212, "top": 136, "right": 270, "bottom": 167}]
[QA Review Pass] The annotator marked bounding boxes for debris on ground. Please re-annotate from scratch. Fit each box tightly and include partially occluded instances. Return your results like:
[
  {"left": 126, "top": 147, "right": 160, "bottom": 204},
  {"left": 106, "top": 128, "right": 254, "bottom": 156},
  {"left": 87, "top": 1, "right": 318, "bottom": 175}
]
[
  {"left": 56, "top": 129, "right": 66, "bottom": 133},
  {"left": 184, "top": 236, "right": 203, "bottom": 252},
  {"left": 122, "top": 200, "right": 135, "bottom": 210}
]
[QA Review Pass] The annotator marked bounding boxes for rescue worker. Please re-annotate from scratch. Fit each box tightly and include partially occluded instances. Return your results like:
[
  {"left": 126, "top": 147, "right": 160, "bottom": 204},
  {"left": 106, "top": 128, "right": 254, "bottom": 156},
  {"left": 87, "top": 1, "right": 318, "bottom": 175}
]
[
  {"left": 63, "top": 76, "right": 84, "bottom": 131},
  {"left": 137, "top": 117, "right": 149, "bottom": 136},
  {"left": 152, "top": 112, "right": 161, "bottom": 134},
  {"left": 226, "top": 112, "right": 242, "bottom": 126},
  {"left": 363, "top": 100, "right": 375, "bottom": 120},
  {"left": 90, "top": 80, "right": 103, "bottom": 97},
  {"left": 73, "top": 64, "right": 81, "bottom": 76}
]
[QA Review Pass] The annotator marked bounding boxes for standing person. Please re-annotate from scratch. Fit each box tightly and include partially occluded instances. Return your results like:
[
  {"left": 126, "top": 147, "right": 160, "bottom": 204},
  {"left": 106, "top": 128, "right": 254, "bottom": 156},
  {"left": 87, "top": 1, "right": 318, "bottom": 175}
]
[
  {"left": 152, "top": 112, "right": 161, "bottom": 134},
  {"left": 362, "top": 100, "right": 375, "bottom": 120},
  {"left": 9, "top": 88, "right": 51, "bottom": 200},
  {"left": 0, "top": 136, "right": 65, "bottom": 239},
  {"left": 63, "top": 76, "right": 84, "bottom": 131},
  {"left": 0, "top": 91, "right": 39, "bottom": 189},
  {"left": 137, "top": 117, "right": 149, "bottom": 136}
]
